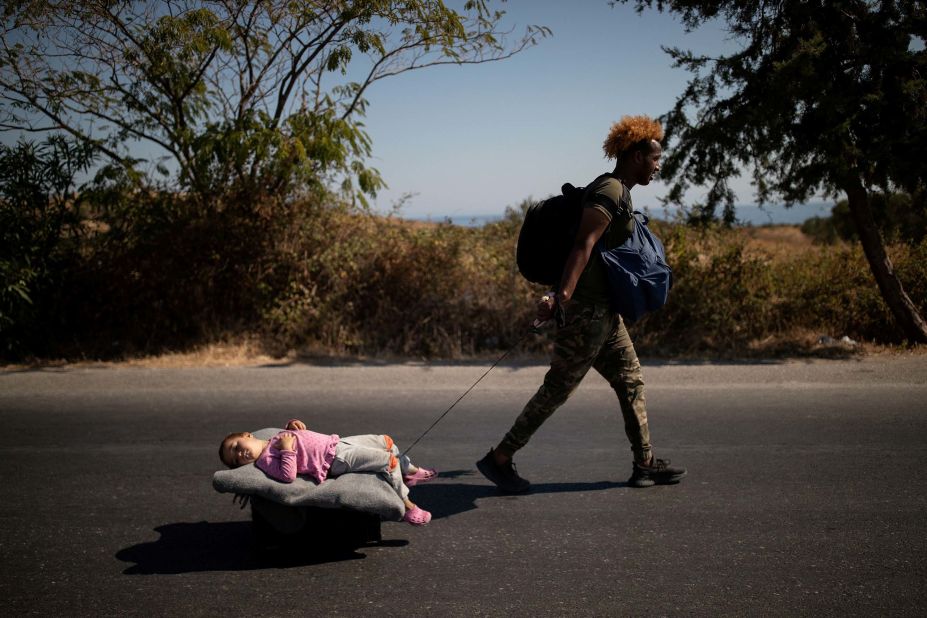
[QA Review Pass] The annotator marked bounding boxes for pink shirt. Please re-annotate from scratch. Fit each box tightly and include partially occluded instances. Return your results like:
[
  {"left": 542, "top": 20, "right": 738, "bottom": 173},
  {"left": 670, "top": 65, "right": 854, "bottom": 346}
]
[{"left": 255, "top": 429, "right": 340, "bottom": 484}]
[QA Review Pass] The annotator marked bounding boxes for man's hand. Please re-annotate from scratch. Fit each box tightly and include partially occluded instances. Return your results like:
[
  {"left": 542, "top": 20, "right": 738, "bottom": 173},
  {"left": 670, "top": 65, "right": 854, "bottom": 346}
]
[
  {"left": 535, "top": 292, "right": 569, "bottom": 328},
  {"left": 286, "top": 419, "right": 306, "bottom": 431},
  {"left": 277, "top": 432, "right": 297, "bottom": 452},
  {"left": 536, "top": 292, "right": 557, "bottom": 323}
]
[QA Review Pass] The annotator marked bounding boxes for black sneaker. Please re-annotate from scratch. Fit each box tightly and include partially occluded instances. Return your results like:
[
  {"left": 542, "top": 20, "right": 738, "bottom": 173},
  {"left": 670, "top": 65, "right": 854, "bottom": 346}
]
[
  {"left": 628, "top": 457, "right": 687, "bottom": 488},
  {"left": 476, "top": 448, "right": 531, "bottom": 493}
]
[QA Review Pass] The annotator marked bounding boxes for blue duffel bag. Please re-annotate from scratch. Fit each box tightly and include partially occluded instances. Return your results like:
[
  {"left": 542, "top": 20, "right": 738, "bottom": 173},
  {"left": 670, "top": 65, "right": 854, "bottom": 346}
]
[{"left": 598, "top": 212, "right": 673, "bottom": 323}]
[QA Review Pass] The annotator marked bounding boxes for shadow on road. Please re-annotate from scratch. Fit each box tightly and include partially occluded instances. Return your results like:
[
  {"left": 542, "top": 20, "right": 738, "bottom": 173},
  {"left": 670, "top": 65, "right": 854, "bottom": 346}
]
[
  {"left": 414, "top": 471, "right": 626, "bottom": 519},
  {"left": 116, "top": 521, "right": 401, "bottom": 574},
  {"left": 117, "top": 476, "right": 630, "bottom": 573}
]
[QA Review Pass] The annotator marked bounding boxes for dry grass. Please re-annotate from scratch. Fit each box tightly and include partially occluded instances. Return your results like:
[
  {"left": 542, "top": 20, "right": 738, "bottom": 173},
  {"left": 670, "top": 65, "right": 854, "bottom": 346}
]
[
  {"left": 118, "top": 339, "right": 284, "bottom": 368},
  {"left": 0, "top": 339, "right": 284, "bottom": 370},
  {"left": 4, "top": 335, "right": 921, "bottom": 370},
  {"left": 741, "top": 225, "right": 818, "bottom": 257},
  {"left": 5, "top": 215, "right": 924, "bottom": 368}
]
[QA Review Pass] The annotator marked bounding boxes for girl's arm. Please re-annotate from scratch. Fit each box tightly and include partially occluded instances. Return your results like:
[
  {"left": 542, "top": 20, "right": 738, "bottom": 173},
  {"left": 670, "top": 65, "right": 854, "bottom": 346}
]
[
  {"left": 286, "top": 419, "right": 307, "bottom": 431},
  {"left": 256, "top": 433, "right": 298, "bottom": 483}
]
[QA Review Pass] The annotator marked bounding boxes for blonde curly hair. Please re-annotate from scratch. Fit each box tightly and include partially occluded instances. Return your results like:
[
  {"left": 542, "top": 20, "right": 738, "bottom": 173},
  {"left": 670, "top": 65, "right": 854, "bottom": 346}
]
[{"left": 603, "top": 115, "right": 664, "bottom": 159}]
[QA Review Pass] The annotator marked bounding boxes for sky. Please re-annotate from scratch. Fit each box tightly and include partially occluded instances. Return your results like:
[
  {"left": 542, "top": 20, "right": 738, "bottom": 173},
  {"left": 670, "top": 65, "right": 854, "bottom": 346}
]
[
  {"left": 0, "top": 0, "right": 835, "bottom": 225},
  {"left": 358, "top": 1, "right": 833, "bottom": 225}
]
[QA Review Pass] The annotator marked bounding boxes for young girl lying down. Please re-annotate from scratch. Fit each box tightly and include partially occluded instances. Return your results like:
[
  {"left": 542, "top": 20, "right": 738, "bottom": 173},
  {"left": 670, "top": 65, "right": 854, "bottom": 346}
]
[{"left": 219, "top": 419, "right": 438, "bottom": 526}]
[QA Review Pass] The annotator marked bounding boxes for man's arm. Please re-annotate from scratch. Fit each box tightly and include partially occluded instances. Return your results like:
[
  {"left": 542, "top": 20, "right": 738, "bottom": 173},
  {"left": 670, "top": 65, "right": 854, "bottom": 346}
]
[
  {"left": 558, "top": 207, "right": 610, "bottom": 303},
  {"left": 535, "top": 207, "right": 610, "bottom": 324}
]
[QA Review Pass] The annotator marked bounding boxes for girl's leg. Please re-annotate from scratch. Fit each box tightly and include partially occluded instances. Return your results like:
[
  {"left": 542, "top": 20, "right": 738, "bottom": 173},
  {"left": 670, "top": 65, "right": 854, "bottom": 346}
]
[
  {"left": 339, "top": 434, "right": 391, "bottom": 452},
  {"left": 336, "top": 436, "right": 431, "bottom": 525},
  {"left": 340, "top": 434, "right": 421, "bottom": 476},
  {"left": 333, "top": 438, "right": 409, "bottom": 501},
  {"left": 333, "top": 437, "right": 391, "bottom": 472},
  {"left": 383, "top": 441, "right": 438, "bottom": 483},
  {"left": 400, "top": 453, "right": 414, "bottom": 476}
]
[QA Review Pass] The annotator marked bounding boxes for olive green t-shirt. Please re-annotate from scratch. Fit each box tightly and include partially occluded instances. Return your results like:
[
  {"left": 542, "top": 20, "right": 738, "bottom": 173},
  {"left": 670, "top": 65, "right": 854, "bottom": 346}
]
[{"left": 571, "top": 173, "right": 634, "bottom": 305}]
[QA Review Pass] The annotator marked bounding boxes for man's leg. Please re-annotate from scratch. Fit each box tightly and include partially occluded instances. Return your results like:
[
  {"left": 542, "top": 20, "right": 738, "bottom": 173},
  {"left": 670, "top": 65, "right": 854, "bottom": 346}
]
[
  {"left": 592, "top": 315, "right": 651, "bottom": 464},
  {"left": 498, "top": 301, "right": 613, "bottom": 455},
  {"left": 478, "top": 301, "right": 613, "bottom": 491},
  {"left": 592, "top": 317, "right": 686, "bottom": 487}
]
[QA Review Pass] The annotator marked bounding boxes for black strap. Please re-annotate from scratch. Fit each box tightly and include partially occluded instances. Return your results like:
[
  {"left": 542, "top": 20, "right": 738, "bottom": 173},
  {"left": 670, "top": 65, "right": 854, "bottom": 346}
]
[
  {"left": 620, "top": 183, "right": 631, "bottom": 213},
  {"left": 586, "top": 172, "right": 630, "bottom": 220},
  {"left": 400, "top": 329, "right": 536, "bottom": 458}
]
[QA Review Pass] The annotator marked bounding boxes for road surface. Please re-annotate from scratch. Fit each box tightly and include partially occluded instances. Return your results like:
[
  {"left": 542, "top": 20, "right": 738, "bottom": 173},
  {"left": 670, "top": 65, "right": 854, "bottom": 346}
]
[{"left": 1, "top": 356, "right": 925, "bottom": 616}]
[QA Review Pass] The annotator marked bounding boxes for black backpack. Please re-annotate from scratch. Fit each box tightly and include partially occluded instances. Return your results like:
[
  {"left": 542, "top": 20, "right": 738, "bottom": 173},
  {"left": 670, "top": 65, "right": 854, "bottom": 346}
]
[
  {"left": 516, "top": 176, "right": 630, "bottom": 287},
  {"left": 515, "top": 182, "right": 586, "bottom": 286}
]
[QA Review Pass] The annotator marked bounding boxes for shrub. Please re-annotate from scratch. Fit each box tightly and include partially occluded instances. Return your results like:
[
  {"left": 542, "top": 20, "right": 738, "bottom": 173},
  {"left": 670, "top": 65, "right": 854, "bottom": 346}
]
[
  {"left": 633, "top": 223, "right": 926, "bottom": 353},
  {"left": 261, "top": 204, "right": 539, "bottom": 357},
  {"left": 0, "top": 137, "right": 96, "bottom": 356},
  {"left": 3, "top": 173, "right": 925, "bottom": 361},
  {"left": 801, "top": 192, "right": 927, "bottom": 245},
  {"left": 633, "top": 223, "right": 782, "bottom": 353}
]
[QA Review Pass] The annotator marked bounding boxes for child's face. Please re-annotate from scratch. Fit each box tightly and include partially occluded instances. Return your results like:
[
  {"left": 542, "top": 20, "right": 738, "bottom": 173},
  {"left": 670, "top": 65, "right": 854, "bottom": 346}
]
[{"left": 224, "top": 433, "right": 265, "bottom": 467}]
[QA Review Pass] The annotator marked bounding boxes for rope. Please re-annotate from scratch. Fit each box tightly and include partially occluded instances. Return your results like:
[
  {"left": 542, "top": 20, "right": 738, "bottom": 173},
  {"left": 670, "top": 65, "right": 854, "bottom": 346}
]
[{"left": 400, "top": 328, "right": 538, "bottom": 458}]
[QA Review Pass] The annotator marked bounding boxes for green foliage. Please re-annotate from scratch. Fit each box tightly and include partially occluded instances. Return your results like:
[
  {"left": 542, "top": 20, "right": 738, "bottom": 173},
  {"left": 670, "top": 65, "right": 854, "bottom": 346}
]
[
  {"left": 799, "top": 215, "right": 842, "bottom": 245},
  {"left": 0, "top": 0, "right": 544, "bottom": 358},
  {"left": 636, "top": 223, "right": 782, "bottom": 351},
  {"left": 623, "top": 0, "right": 927, "bottom": 343},
  {"left": 1, "top": 1, "right": 547, "bottom": 210},
  {"left": 633, "top": 222, "right": 926, "bottom": 353},
  {"left": 0, "top": 136, "right": 95, "bottom": 355},
  {"left": 622, "top": 0, "right": 927, "bottom": 220},
  {"left": 802, "top": 192, "right": 927, "bottom": 244},
  {"left": 2, "top": 171, "right": 926, "bottom": 360},
  {"left": 0, "top": 2, "right": 552, "bottom": 360},
  {"left": 261, "top": 205, "right": 538, "bottom": 357}
]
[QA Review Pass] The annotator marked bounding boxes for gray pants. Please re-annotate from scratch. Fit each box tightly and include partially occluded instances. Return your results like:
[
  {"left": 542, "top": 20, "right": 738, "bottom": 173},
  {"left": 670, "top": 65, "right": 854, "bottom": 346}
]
[{"left": 328, "top": 434, "right": 411, "bottom": 501}]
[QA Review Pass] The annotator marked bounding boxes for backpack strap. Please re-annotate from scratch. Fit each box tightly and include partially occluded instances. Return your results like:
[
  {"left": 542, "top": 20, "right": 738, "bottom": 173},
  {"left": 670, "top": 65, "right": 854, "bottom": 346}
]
[
  {"left": 619, "top": 183, "right": 631, "bottom": 214},
  {"left": 597, "top": 172, "right": 631, "bottom": 220}
]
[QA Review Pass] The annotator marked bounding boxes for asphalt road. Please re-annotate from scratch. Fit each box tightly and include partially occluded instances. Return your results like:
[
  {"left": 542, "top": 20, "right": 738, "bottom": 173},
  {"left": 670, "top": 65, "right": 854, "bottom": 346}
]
[{"left": 2, "top": 356, "right": 926, "bottom": 616}]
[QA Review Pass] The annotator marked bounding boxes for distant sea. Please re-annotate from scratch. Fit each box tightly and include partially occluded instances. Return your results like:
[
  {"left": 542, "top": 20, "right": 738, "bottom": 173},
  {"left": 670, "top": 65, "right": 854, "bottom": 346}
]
[
  {"left": 407, "top": 214, "right": 509, "bottom": 227},
  {"left": 405, "top": 201, "right": 834, "bottom": 228}
]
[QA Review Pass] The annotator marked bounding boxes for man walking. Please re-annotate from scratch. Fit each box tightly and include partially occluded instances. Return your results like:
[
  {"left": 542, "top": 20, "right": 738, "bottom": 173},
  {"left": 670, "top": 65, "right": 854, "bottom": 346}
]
[{"left": 477, "top": 115, "right": 686, "bottom": 492}]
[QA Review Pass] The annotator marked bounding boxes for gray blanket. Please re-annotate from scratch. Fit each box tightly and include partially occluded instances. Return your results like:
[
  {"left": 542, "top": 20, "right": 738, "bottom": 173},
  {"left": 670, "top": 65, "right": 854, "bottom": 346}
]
[{"left": 212, "top": 428, "right": 405, "bottom": 521}]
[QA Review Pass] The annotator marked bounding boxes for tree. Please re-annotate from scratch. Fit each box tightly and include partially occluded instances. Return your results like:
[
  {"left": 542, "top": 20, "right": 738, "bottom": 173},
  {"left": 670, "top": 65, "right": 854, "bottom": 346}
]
[
  {"left": 0, "top": 135, "right": 96, "bottom": 353},
  {"left": 803, "top": 191, "right": 927, "bottom": 245},
  {"left": 0, "top": 1, "right": 547, "bottom": 210},
  {"left": 620, "top": 0, "right": 927, "bottom": 342}
]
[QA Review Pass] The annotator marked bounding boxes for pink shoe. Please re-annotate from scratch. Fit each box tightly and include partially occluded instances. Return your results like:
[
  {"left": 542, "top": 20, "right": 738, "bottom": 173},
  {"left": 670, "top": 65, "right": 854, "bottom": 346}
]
[
  {"left": 402, "top": 505, "right": 432, "bottom": 526},
  {"left": 403, "top": 467, "right": 439, "bottom": 487}
]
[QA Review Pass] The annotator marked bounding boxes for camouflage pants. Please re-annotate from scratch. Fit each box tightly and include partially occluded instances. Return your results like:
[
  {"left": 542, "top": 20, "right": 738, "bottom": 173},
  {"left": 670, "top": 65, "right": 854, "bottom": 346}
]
[{"left": 499, "top": 299, "right": 652, "bottom": 463}]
